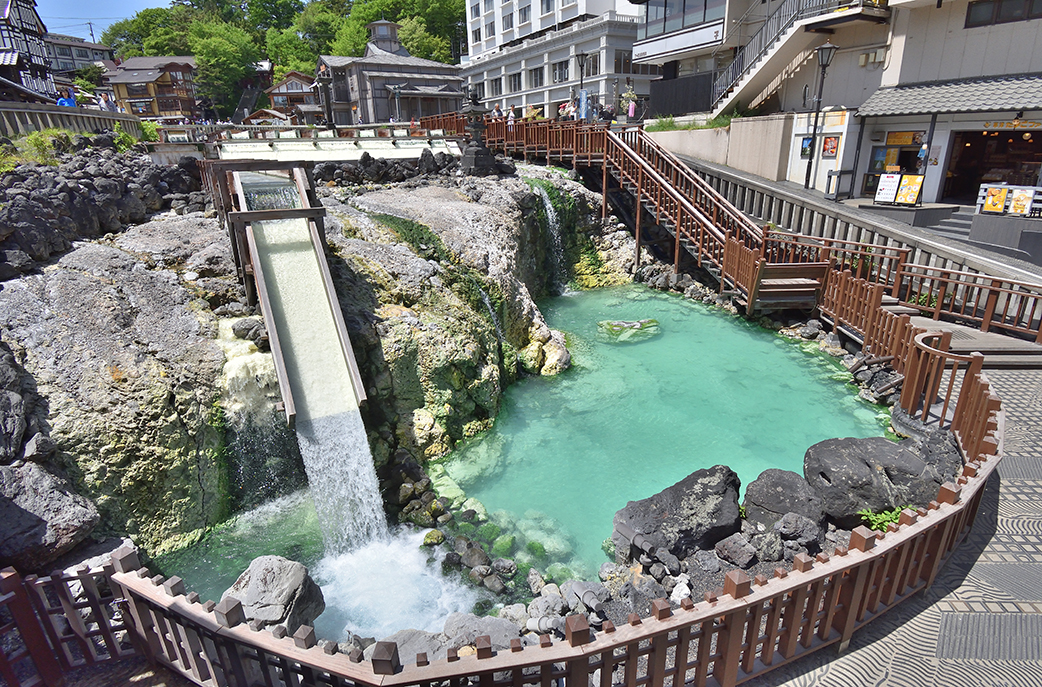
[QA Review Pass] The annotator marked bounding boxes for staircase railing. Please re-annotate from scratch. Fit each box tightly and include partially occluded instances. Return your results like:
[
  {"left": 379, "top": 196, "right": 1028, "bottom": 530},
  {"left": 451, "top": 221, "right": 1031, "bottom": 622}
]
[{"left": 711, "top": 0, "right": 881, "bottom": 108}]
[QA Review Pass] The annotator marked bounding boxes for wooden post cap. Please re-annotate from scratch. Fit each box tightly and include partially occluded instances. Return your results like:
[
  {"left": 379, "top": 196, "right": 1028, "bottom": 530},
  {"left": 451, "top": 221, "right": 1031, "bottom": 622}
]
[
  {"left": 680, "top": 597, "right": 695, "bottom": 610},
  {"left": 627, "top": 613, "right": 642, "bottom": 626},
  {"left": 510, "top": 638, "right": 523, "bottom": 652},
  {"left": 371, "top": 641, "right": 401, "bottom": 675},
  {"left": 293, "top": 625, "right": 316, "bottom": 649},
  {"left": 773, "top": 568, "right": 788, "bottom": 579},
  {"left": 816, "top": 553, "right": 830, "bottom": 564},
  {"left": 162, "top": 576, "right": 185, "bottom": 597},
  {"left": 704, "top": 589, "right": 718, "bottom": 603},
  {"left": 602, "top": 620, "right": 616, "bottom": 633},
  {"left": 111, "top": 546, "right": 141, "bottom": 573},
  {"left": 186, "top": 592, "right": 200, "bottom": 604},
  {"left": 723, "top": 570, "right": 751, "bottom": 599},
  {"left": 447, "top": 647, "right": 459, "bottom": 662},
  {"left": 271, "top": 625, "right": 287, "bottom": 639},
  {"left": 416, "top": 652, "right": 429, "bottom": 666},
  {"left": 348, "top": 648, "right": 363, "bottom": 663},
  {"left": 475, "top": 635, "right": 493, "bottom": 659},
  {"left": 539, "top": 634, "right": 552, "bottom": 648},
  {"left": 651, "top": 598, "right": 672, "bottom": 620},
  {"left": 793, "top": 553, "right": 814, "bottom": 573},
  {"left": 249, "top": 619, "right": 265, "bottom": 632},
  {"left": 214, "top": 597, "right": 245, "bottom": 628},
  {"left": 849, "top": 526, "right": 876, "bottom": 552},
  {"left": 565, "top": 614, "right": 590, "bottom": 646},
  {"left": 754, "top": 574, "right": 769, "bottom": 586},
  {"left": 938, "top": 483, "right": 962, "bottom": 504},
  {"left": 320, "top": 640, "right": 337, "bottom": 655},
  {"left": 898, "top": 509, "right": 918, "bottom": 527}
]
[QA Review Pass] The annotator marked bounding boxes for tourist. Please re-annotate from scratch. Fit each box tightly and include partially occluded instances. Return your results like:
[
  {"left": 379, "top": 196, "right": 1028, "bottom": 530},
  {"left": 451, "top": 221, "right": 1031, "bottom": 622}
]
[
  {"left": 98, "top": 92, "right": 117, "bottom": 112},
  {"left": 507, "top": 105, "right": 516, "bottom": 132},
  {"left": 491, "top": 104, "right": 503, "bottom": 118},
  {"left": 56, "top": 89, "right": 77, "bottom": 107}
]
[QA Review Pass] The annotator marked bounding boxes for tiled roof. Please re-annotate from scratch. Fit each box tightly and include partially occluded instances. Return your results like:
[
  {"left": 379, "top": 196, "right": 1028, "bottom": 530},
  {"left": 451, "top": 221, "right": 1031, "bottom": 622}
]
[
  {"left": 858, "top": 73, "right": 1042, "bottom": 117},
  {"left": 117, "top": 56, "right": 196, "bottom": 70},
  {"left": 361, "top": 70, "right": 463, "bottom": 82},
  {"left": 107, "top": 69, "right": 162, "bottom": 84},
  {"left": 321, "top": 44, "right": 460, "bottom": 72}
]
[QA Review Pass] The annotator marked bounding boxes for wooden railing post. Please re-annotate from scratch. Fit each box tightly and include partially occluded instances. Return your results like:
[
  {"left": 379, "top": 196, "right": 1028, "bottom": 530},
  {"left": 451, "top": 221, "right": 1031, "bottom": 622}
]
[
  {"left": 980, "top": 279, "right": 1002, "bottom": 333},
  {"left": 0, "top": 567, "right": 64, "bottom": 687}
]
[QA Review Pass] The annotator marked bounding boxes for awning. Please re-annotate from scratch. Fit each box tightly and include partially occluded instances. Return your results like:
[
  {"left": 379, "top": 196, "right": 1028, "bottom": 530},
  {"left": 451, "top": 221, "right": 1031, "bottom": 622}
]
[{"left": 858, "top": 73, "right": 1042, "bottom": 117}]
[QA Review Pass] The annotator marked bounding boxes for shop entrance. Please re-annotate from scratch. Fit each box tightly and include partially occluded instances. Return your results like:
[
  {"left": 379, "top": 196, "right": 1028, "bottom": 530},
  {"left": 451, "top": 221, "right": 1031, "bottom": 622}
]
[{"left": 944, "top": 130, "right": 1042, "bottom": 202}]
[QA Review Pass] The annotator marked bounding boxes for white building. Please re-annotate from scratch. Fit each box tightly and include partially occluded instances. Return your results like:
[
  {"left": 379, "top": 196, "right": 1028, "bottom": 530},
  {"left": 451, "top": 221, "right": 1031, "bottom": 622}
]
[
  {"left": 630, "top": 0, "right": 1042, "bottom": 202},
  {"left": 462, "top": 0, "right": 660, "bottom": 118}
]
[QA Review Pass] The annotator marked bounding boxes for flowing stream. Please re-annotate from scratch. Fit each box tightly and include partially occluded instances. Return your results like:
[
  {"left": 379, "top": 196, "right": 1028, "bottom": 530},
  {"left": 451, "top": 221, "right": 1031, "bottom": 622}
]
[{"left": 534, "top": 186, "right": 567, "bottom": 293}]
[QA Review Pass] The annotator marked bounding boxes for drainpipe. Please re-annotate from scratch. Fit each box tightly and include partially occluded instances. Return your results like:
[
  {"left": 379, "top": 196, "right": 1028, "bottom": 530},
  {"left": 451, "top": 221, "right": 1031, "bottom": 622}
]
[{"left": 849, "top": 115, "right": 867, "bottom": 201}]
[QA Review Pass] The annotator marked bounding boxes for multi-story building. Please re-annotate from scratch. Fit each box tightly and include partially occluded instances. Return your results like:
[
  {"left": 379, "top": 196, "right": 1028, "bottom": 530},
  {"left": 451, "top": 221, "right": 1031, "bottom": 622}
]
[
  {"left": 632, "top": 0, "right": 1042, "bottom": 202},
  {"left": 43, "top": 33, "right": 114, "bottom": 75},
  {"left": 106, "top": 56, "right": 197, "bottom": 120},
  {"left": 461, "top": 0, "right": 659, "bottom": 117},
  {"left": 318, "top": 20, "right": 464, "bottom": 125},
  {"left": 264, "top": 70, "right": 318, "bottom": 122},
  {"left": 0, "top": 0, "right": 55, "bottom": 100}
]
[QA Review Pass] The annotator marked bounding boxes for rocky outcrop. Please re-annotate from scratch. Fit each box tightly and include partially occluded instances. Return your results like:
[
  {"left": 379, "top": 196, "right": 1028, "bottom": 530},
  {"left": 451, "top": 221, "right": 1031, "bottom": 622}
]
[
  {"left": 0, "top": 461, "right": 99, "bottom": 570},
  {"left": 442, "top": 612, "right": 521, "bottom": 650},
  {"left": 743, "top": 468, "right": 825, "bottom": 530},
  {"left": 804, "top": 436, "right": 951, "bottom": 529},
  {"left": 313, "top": 149, "right": 457, "bottom": 187},
  {"left": 223, "top": 556, "right": 325, "bottom": 633},
  {"left": 612, "top": 465, "right": 741, "bottom": 563}
]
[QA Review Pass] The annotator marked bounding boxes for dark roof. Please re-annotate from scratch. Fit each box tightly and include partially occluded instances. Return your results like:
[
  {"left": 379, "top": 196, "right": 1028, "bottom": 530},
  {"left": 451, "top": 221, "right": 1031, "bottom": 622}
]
[
  {"left": 116, "top": 56, "right": 196, "bottom": 70},
  {"left": 320, "top": 44, "right": 460, "bottom": 72},
  {"left": 44, "top": 34, "right": 112, "bottom": 52},
  {"left": 858, "top": 73, "right": 1042, "bottom": 117},
  {"left": 107, "top": 69, "right": 162, "bottom": 84},
  {"left": 294, "top": 103, "right": 323, "bottom": 112}
]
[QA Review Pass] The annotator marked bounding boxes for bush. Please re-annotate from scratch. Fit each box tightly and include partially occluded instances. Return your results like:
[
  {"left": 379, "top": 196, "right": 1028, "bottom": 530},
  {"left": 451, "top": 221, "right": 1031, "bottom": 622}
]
[
  {"left": 139, "top": 120, "right": 159, "bottom": 142},
  {"left": 113, "top": 123, "right": 135, "bottom": 153},
  {"left": 858, "top": 505, "right": 913, "bottom": 531}
]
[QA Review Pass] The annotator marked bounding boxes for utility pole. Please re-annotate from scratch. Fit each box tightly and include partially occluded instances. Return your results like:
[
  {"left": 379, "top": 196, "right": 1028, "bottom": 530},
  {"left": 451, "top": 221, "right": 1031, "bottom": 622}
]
[{"left": 88, "top": 21, "right": 95, "bottom": 43}]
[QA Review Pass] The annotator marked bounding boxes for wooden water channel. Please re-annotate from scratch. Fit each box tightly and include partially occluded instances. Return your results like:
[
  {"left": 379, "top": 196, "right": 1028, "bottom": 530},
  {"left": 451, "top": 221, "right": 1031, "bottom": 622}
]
[{"left": 0, "top": 116, "right": 1010, "bottom": 687}]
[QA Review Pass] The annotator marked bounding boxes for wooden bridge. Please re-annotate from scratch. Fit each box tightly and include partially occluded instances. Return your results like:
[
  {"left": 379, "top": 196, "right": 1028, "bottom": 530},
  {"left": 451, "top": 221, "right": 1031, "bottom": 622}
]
[{"left": 0, "top": 115, "right": 1016, "bottom": 687}]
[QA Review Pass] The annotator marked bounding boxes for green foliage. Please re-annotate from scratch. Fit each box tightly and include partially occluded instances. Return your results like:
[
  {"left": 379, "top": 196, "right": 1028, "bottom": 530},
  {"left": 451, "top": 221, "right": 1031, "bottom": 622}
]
[
  {"left": 914, "top": 292, "right": 938, "bottom": 309},
  {"left": 139, "top": 120, "right": 160, "bottom": 143},
  {"left": 331, "top": 0, "right": 463, "bottom": 62},
  {"left": 476, "top": 522, "right": 501, "bottom": 542},
  {"left": 74, "top": 64, "right": 105, "bottom": 87},
  {"left": 292, "top": 3, "right": 345, "bottom": 56},
  {"left": 266, "top": 27, "right": 319, "bottom": 78},
  {"left": 189, "top": 21, "right": 262, "bottom": 117},
  {"left": 398, "top": 16, "right": 452, "bottom": 63},
  {"left": 526, "top": 540, "right": 546, "bottom": 559},
  {"left": 739, "top": 504, "right": 747, "bottom": 519},
  {"left": 73, "top": 78, "right": 97, "bottom": 97},
  {"left": 515, "top": 560, "right": 532, "bottom": 581},
  {"left": 113, "top": 123, "right": 136, "bottom": 153},
  {"left": 858, "top": 505, "right": 913, "bottom": 531},
  {"left": 101, "top": 7, "right": 178, "bottom": 58},
  {"left": 247, "top": 0, "right": 305, "bottom": 34},
  {"left": 21, "top": 129, "right": 65, "bottom": 165},
  {"left": 376, "top": 213, "right": 451, "bottom": 262},
  {"left": 644, "top": 115, "right": 676, "bottom": 132}
]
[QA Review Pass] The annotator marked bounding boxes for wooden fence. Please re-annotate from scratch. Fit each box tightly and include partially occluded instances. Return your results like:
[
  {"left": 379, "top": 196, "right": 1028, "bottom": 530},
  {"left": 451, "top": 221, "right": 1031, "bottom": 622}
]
[
  {"left": 0, "top": 114, "right": 1008, "bottom": 687},
  {"left": 0, "top": 101, "right": 142, "bottom": 139}
]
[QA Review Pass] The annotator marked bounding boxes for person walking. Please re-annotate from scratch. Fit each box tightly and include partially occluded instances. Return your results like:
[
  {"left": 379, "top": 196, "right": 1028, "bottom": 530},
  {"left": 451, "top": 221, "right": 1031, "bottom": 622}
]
[{"left": 56, "top": 88, "right": 77, "bottom": 107}]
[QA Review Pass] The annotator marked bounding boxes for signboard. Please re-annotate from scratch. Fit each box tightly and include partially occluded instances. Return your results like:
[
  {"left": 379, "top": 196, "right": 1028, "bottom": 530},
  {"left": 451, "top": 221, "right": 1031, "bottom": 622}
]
[
  {"left": 578, "top": 89, "right": 589, "bottom": 121},
  {"left": 1009, "top": 188, "right": 1035, "bottom": 216},
  {"left": 886, "top": 131, "right": 924, "bottom": 146},
  {"left": 894, "top": 175, "right": 924, "bottom": 205},
  {"left": 874, "top": 173, "right": 902, "bottom": 203},
  {"left": 982, "top": 186, "right": 1009, "bottom": 213},
  {"left": 800, "top": 136, "right": 813, "bottom": 159},
  {"left": 821, "top": 136, "right": 840, "bottom": 158}
]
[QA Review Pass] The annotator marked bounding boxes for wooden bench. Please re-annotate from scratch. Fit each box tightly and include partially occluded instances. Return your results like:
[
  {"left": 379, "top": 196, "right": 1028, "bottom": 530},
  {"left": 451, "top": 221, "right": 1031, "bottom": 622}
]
[{"left": 746, "top": 261, "right": 830, "bottom": 314}]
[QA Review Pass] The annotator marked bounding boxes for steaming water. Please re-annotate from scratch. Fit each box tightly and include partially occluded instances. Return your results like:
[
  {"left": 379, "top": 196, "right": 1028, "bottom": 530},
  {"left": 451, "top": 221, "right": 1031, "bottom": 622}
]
[
  {"left": 243, "top": 173, "right": 387, "bottom": 553},
  {"left": 155, "top": 492, "right": 478, "bottom": 640}
]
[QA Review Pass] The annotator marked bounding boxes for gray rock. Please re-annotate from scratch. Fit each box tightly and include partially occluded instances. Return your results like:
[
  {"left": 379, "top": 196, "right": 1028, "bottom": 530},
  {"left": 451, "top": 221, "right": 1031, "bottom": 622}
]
[
  {"left": 527, "top": 594, "right": 568, "bottom": 619},
  {"left": 691, "top": 549, "right": 721, "bottom": 573},
  {"left": 612, "top": 465, "right": 741, "bottom": 563},
  {"left": 714, "top": 532, "right": 757, "bottom": 568},
  {"left": 483, "top": 574, "right": 506, "bottom": 594},
  {"left": 222, "top": 555, "right": 325, "bottom": 634},
  {"left": 773, "top": 512, "right": 822, "bottom": 549},
  {"left": 461, "top": 545, "right": 490, "bottom": 569},
  {"left": 527, "top": 567, "right": 545, "bottom": 594},
  {"left": 21, "top": 433, "right": 56, "bottom": 462},
  {"left": 365, "top": 629, "right": 448, "bottom": 663},
  {"left": 743, "top": 469, "right": 824, "bottom": 530},
  {"left": 0, "top": 462, "right": 100, "bottom": 570},
  {"left": 751, "top": 531, "right": 784, "bottom": 562},
  {"left": 492, "top": 558, "right": 517, "bottom": 577},
  {"left": 497, "top": 603, "right": 530, "bottom": 630},
  {"left": 804, "top": 437, "right": 946, "bottom": 528},
  {"left": 442, "top": 612, "right": 520, "bottom": 650}
]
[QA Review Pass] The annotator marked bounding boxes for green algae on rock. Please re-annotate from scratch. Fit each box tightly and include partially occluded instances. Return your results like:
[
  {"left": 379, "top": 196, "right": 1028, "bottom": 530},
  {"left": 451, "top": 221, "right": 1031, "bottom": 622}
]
[{"left": 597, "top": 319, "right": 661, "bottom": 343}]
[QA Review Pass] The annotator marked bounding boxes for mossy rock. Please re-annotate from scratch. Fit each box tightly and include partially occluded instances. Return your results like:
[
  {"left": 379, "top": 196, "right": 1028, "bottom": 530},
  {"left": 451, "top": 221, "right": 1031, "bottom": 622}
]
[
  {"left": 456, "top": 522, "right": 477, "bottom": 536},
  {"left": 601, "top": 537, "right": 616, "bottom": 559},
  {"left": 526, "top": 540, "right": 546, "bottom": 559},
  {"left": 477, "top": 522, "right": 502, "bottom": 542},
  {"left": 423, "top": 529, "right": 445, "bottom": 546},
  {"left": 597, "top": 319, "right": 660, "bottom": 343},
  {"left": 491, "top": 534, "right": 515, "bottom": 558}
]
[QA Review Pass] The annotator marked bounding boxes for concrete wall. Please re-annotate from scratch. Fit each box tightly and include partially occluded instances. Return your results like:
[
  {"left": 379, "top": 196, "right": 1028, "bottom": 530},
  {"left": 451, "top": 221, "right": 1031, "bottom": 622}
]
[{"left": 648, "top": 112, "right": 793, "bottom": 181}]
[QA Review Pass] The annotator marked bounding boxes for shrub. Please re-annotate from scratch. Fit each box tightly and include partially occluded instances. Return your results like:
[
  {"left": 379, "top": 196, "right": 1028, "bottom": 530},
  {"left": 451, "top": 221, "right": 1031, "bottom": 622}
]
[
  {"left": 113, "top": 123, "right": 135, "bottom": 153},
  {"left": 858, "top": 505, "right": 913, "bottom": 532},
  {"left": 139, "top": 120, "right": 159, "bottom": 142}
]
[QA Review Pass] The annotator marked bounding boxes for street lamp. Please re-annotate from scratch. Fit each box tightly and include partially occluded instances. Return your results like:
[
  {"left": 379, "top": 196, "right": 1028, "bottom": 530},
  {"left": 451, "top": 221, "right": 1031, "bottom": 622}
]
[
  {"left": 803, "top": 41, "right": 839, "bottom": 190},
  {"left": 390, "top": 84, "right": 403, "bottom": 123},
  {"left": 316, "top": 65, "right": 335, "bottom": 131}
]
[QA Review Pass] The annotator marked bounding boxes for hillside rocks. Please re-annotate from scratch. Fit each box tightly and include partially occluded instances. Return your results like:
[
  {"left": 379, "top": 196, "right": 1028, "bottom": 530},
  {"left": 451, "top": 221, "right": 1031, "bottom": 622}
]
[
  {"left": 223, "top": 555, "right": 325, "bottom": 634},
  {"left": 0, "top": 145, "right": 200, "bottom": 281}
]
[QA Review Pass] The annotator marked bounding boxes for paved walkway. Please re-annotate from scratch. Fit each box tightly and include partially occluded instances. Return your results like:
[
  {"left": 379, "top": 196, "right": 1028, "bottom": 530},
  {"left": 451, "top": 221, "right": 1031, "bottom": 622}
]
[{"left": 746, "top": 367, "right": 1042, "bottom": 686}]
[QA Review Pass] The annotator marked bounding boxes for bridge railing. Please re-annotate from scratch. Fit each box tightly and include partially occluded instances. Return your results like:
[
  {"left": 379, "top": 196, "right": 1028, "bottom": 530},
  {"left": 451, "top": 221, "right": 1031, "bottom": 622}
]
[
  {"left": 0, "top": 101, "right": 142, "bottom": 139},
  {"left": 763, "top": 233, "right": 909, "bottom": 288}
]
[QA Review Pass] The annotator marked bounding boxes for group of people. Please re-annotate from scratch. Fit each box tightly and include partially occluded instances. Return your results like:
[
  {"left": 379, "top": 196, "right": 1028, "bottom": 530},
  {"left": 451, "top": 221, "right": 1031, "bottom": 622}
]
[
  {"left": 55, "top": 87, "right": 119, "bottom": 113},
  {"left": 488, "top": 100, "right": 617, "bottom": 125}
]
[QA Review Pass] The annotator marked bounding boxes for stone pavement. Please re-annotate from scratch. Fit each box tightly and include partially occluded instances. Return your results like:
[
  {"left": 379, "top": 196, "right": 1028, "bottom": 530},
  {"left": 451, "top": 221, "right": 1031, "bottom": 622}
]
[{"left": 745, "top": 367, "right": 1042, "bottom": 687}]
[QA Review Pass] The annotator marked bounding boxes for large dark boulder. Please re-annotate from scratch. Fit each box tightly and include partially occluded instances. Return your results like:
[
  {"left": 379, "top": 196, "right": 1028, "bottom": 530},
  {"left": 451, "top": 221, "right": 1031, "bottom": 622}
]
[
  {"left": 0, "top": 462, "right": 100, "bottom": 570},
  {"left": 222, "top": 555, "right": 325, "bottom": 633},
  {"left": 612, "top": 465, "right": 741, "bottom": 562},
  {"left": 804, "top": 437, "right": 947, "bottom": 528},
  {"left": 743, "top": 468, "right": 824, "bottom": 530}
]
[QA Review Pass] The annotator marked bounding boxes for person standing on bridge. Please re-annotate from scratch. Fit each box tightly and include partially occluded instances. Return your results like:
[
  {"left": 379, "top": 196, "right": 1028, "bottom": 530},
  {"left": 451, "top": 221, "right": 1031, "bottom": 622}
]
[
  {"left": 56, "top": 88, "right": 77, "bottom": 107},
  {"left": 98, "top": 92, "right": 117, "bottom": 112}
]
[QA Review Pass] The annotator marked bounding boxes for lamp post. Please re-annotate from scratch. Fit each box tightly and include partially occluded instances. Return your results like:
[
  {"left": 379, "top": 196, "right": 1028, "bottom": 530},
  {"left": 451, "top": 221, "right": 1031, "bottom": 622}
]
[
  {"left": 316, "top": 65, "right": 335, "bottom": 132},
  {"left": 575, "top": 52, "right": 588, "bottom": 120},
  {"left": 390, "top": 84, "right": 403, "bottom": 122},
  {"left": 803, "top": 41, "right": 838, "bottom": 190}
]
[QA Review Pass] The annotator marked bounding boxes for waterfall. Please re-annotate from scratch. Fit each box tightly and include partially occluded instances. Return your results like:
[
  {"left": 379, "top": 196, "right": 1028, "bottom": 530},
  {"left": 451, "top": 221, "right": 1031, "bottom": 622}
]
[
  {"left": 476, "top": 284, "right": 504, "bottom": 342},
  {"left": 534, "top": 186, "right": 567, "bottom": 294},
  {"left": 241, "top": 173, "right": 388, "bottom": 555}
]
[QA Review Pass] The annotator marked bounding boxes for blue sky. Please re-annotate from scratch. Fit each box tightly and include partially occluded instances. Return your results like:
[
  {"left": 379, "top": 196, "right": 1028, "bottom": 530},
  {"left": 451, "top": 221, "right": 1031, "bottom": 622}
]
[{"left": 37, "top": 0, "right": 167, "bottom": 42}]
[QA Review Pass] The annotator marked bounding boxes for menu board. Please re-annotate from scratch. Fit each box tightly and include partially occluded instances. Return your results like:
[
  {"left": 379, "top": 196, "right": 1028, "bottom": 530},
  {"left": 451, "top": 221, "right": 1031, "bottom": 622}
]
[
  {"left": 982, "top": 186, "right": 1009, "bottom": 213},
  {"left": 886, "top": 131, "right": 924, "bottom": 146},
  {"left": 874, "top": 173, "right": 902, "bottom": 203},
  {"left": 1009, "top": 188, "right": 1035, "bottom": 216},
  {"left": 895, "top": 175, "right": 924, "bottom": 205}
]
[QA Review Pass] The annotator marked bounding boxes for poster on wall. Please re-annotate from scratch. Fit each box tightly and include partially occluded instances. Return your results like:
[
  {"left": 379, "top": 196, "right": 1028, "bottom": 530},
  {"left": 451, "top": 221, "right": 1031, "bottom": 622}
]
[
  {"left": 1009, "top": 188, "right": 1035, "bottom": 216},
  {"left": 982, "top": 186, "right": 1009, "bottom": 213},
  {"left": 884, "top": 148, "right": 900, "bottom": 169},
  {"left": 886, "top": 131, "right": 924, "bottom": 146},
  {"left": 821, "top": 136, "right": 840, "bottom": 158},
  {"left": 874, "top": 173, "right": 902, "bottom": 203},
  {"left": 894, "top": 175, "right": 924, "bottom": 205},
  {"left": 869, "top": 146, "right": 888, "bottom": 172},
  {"left": 800, "top": 136, "right": 813, "bottom": 159}
]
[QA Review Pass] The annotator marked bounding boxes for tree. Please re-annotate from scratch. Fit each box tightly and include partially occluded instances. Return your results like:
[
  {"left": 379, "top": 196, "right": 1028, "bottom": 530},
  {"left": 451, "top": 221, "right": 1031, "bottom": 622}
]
[
  {"left": 247, "top": 0, "right": 305, "bottom": 33},
  {"left": 266, "top": 26, "right": 318, "bottom": 72},
  {"left": 292, "top": 3, "right": 344, "bottom": 55},
  {"left": 188, "top": 21, "right": 261, "bottom": 116},
  {"left": 143, "top": 26, "right": 193, "bottom": 56},
  {"left": 74, "top": 64, "right": 105, "bottom": 86},
  {"left": 397, "top": 16, "right": 450, "bottom": 62},
  {"left": 101, "top": 7, "right": 174, "bottom": 58}
]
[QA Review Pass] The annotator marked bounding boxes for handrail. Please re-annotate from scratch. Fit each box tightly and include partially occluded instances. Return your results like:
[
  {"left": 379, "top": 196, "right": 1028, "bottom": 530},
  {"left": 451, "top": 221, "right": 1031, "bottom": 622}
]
[{"left": 899, "top": 331, "right": 983, "bottom": 427}]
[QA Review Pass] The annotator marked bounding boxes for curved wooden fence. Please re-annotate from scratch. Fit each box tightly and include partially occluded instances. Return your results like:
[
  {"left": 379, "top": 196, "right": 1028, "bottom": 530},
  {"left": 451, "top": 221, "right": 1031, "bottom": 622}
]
[
  {"left": 0, "top": 101, "right": 142, "bottom": 139},
  {"left": 0, "top": 115, "right": 1007, "bottom": 687}
]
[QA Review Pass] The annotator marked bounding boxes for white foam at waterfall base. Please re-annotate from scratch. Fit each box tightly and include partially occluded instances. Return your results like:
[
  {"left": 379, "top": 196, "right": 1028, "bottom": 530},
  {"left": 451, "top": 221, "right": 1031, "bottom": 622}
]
[
  {"left": 295, "top": 410, "right": 388, "bottom": 554},
  {"left": 313, "top": 530, "right": 480, "bottom": 640}
]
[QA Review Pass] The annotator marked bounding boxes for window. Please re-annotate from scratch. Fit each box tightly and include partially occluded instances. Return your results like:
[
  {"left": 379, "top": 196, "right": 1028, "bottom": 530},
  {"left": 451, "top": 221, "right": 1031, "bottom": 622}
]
[
  {"left": 74, "top": 48, "right": 89, "bottom": 58},
  {"left": 503, "top": 11, "right": 513, "bottom": 29},
  {"left": 473, "top": 27, "right": 482, "bottom": 42},
  {"left": 485, "top": 0, "right": 494, "bottom": 10},
  {"left": 287, "top": 81, "right": 303, "bottom": 91},
  {"left": 528, "top": 65, "right": 544, "bottom": 88},
  {"left": 613, "top": 49, "right": 660, "bottom": 75},
  {"left": 582, "top": 52, "right": 600, "bottom": 77},
  {"left": 56, "top": 46, "right": 71, "bottom": 56},
  {"left": 552, "top": 60, "right": 569, "bottom": 83},
  {"left": 965, "top": 0, "right": 1041, "bottom": 25},
  {"left": 273, "top": 95, "right": 288, "bottom": 107},
  {"left": 126, "top": 83, "right": 150, "bottom": 97},
  {"left": 490, "top": 77, "right": 502, "bottom": 96},
  {"left": 541, "top": 0, "right": 553, "bottom": 13},
  {"left": 486, "top": 20, "right": 496, "bottom": 36},
  {"left": 472, "top": 3, "right": 480, "bottom": 17},
  {"left": 508, "top": 72, "right": 522, "bottom": 92},
  {"left": 473, "top": 82, "right": 486, "bottom": 99},
  {"left": 59, "top": 60, "right": 74, "bottom": 71},
  {"left": 519, "top": 4, "right": 531, "bottom": 21}
]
